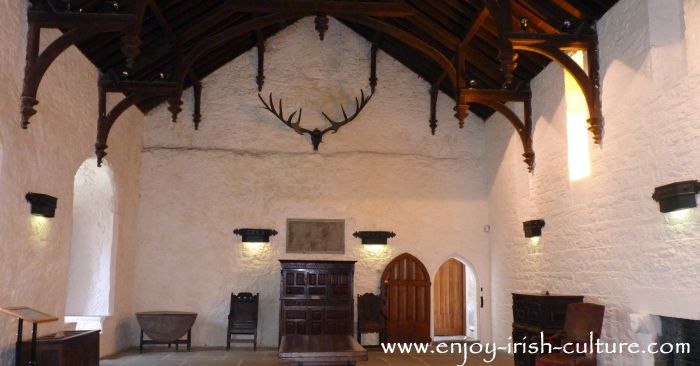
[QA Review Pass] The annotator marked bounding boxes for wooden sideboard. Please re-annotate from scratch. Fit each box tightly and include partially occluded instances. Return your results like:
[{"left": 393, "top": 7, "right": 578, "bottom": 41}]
[
  {"left": 20, "top": 330, "right": 99, "bottom": 366},
  {"left": 512, "top": 293, "right": 583, "bottom": 366},
  {"left": 279, "top": 260, "right": 355, "bottom": 341}
]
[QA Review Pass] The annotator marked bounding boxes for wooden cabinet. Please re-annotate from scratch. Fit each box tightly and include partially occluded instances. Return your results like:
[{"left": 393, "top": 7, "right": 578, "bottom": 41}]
[
  {"left": 279, "top": 260, "right": 355, "bottom": 341},
  {"left": 512, "top": 293, "right": 583, "bottom": 366},
  {"left": 20, "top": 330, "right": 99, "bottom": 366}
]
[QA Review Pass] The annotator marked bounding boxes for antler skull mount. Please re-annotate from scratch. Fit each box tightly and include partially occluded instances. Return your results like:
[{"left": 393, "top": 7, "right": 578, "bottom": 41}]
[{"left": 258, "top": 89, "right": 374, "bottom": 151}]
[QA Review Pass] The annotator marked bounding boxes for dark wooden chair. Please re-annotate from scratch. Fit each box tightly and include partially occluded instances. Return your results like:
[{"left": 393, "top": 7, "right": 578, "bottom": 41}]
[
  {"left": 535, "top": 302, "right": 606, "bottom": 366},
  {"left": 357, "top": 293, "right": 385, "bottom": 346},
  {"left": 226, "top": 292, "right": 259, "bottom": 351}
]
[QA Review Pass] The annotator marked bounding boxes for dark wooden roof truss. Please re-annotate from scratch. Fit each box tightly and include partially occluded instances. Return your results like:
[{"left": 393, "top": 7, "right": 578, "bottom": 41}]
[{"left": 19, "top": 0, "right": 616, "bottom": 172}]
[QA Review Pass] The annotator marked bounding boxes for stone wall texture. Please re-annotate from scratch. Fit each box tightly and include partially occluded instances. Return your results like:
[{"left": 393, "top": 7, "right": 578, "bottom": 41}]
[
  {"left": 0, "top": 1, "right": 144, "bottom": 362},
  {"left": 2, "top": 0, "right": 700, "bottom": 362},
  {"left": 134, "top": 17, "right": 493, "bottom": 348},
  {"left": 487, "top": 0, "right": 700, "bottom": 365}
]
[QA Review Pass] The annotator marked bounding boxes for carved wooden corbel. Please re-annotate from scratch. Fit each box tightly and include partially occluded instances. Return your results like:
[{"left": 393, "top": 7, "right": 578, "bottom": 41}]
[
  {"left": 369, "top": 33, "right": 381, "bottom": 93},
  {"left": 256, "top": 30, "right": 266, "bottom": 92},
  {"left": 20, "top": 4, "right": 136, "bottom": 128},
  {"left": 485, "top": 0, "right": 604, "bottom": 144},
  {"left": 428, "top": 84, "right": 439, "bottom": 135},
  {"left": 453, "top": 45, "right": 469, "bottom": 128},
  {"left": 509, "top": 32, "right": 604, "bottom": 144},
  {"left": 484, "top": 0, "right": 517, "bottom": 87},
  {"left": 95, "top": 75, "right": 176, "bottom": 166},
  {"left": 120, "top": 1, "right": 149, "bottom": 69},
  {"left": 192, "top": 79, "right": 203, "bottom": 130},
  {"left": 460, "top": 88, "right": 535, "bottom": 172},
  {"left": 425, "top": 6, "right": 490, "bottom": 132},
  {"left": 167, "top": 39, "right": 186, "bottom": 123},
  {"left": 315, "top": 14, "right": 329, "bottom": 40}
]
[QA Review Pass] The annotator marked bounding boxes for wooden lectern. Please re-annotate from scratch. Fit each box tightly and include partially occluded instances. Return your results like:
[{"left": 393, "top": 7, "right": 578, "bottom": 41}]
[{"left": 1, "top": 306, "right": 58, "bottom": 366}]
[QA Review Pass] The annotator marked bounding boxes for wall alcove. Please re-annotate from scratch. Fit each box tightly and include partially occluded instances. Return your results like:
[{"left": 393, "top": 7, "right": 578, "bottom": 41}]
[{"left": 65, "top": 158, "right": 117, "bottom": 329}]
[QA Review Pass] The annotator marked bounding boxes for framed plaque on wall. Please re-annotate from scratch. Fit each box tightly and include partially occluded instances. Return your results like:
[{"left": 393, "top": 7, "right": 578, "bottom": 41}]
[{"left": 286, "top": 219, "right": 345, "bottom": 254}]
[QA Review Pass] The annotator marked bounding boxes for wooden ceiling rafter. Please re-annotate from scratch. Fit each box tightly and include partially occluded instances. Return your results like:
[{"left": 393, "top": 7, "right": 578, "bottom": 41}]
[
  {"left": 428, "top": 5, "right": 490, "bottom": 134},
  {"left": 460, "top": 87, "right": 535, "bottom": 171},
  {"left": 88, "top": 0, "right": 218, "bottom": 70},
  {"left": 95, "top": 73, "right": 177, "bottom": 166},
  {"left": 450, "top": 0, "right": 604, "bottom": 171},
  {"left": 20, "top": 3, "right": 137, "bottom": 128},
  {"left": 19, "top": 0, "right": 616, "bottom": 172}
]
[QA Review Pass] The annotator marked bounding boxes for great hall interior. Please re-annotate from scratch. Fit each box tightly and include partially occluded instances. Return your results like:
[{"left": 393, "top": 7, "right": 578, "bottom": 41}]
[{"left": 0, "top": 0, "right": 699, "bottom": 365}]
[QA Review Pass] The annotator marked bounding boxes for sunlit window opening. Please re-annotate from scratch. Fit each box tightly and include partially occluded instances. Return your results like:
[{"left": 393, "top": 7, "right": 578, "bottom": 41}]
[{"left": 565, "top": 50, "right": 591, "bottom": 181}]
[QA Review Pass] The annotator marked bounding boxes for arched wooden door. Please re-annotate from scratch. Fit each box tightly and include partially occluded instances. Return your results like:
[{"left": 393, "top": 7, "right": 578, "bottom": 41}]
[
  {"left": 434, "top": 259, "right": 466, "bottom": 336},
  {"left": 381, "top": 253, "right": 431, "bottom": 343}
]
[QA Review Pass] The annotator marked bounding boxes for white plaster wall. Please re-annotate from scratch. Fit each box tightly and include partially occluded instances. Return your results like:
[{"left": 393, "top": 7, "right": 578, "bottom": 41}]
[
  {"left": 135, "top": 17, "right": 492, "bottom": 348},
  {"left": 0, "top": 1, "right": 144, "bottom": 361},
  {"left": 487, "top": 0, "right": 700, "bottom": 365}
]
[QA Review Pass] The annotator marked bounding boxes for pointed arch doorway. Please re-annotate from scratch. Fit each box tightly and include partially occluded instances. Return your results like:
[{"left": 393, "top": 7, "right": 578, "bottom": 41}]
[{"left": 381, "top": 253, "right": 431, "bottom": 343}]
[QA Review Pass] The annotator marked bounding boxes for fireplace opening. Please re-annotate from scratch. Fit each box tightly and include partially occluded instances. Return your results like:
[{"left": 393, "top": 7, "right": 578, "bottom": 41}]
[{"left": 655, "top": 316, "right": 699, "bottom": 366}]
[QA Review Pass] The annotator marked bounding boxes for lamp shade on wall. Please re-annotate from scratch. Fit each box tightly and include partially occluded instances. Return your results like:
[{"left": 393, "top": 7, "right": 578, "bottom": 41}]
[
  {"left": 25, "top": 192, "right": 57, "bottom": 218},
  {"left": 233, "top": 228, "right": 278, "bottom": 243},
  {"left": 652, "top": 180, "right": 700, "bottom": 213},
  {"left": 523, "top": 219, "right": 545, "bottom": 238},
  {"left": 352, "top": 231, "right": 395, "bottom": 245}
]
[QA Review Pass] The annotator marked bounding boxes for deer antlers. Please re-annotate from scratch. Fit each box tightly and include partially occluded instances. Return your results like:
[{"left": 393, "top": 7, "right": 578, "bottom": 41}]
[{"left": 258, "top": 90, "right": 374, "bottom": 151}]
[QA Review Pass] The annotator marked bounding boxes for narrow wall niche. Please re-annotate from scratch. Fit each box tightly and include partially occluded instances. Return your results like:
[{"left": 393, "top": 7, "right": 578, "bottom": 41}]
[{"left": 65, "top": 158, "right": 116, "bottom": 329}]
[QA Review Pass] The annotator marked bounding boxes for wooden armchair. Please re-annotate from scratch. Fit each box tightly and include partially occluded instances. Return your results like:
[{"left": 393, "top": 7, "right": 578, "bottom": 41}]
[
  {"left": 536, "top": 302, "right": 606, "bottom": 366},
  {"left": 226, "top": 292, "right": 259, "bottom": 351},
  {"left": 357, "top": 293, "right": 385, "bottom": 346}
]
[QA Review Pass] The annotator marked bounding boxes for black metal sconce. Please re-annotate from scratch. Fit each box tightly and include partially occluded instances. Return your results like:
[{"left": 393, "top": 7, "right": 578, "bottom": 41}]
[
  {"left": 233, "top": 228, "right": 278, "bottom": 243},
  {"left": 523, "top": 220, "right": 545, "bottom": 238},
  {"left": 353, "top": 231, "right": 396, "bottom": 245},
  {"left": 652, "top": 180, "right": 700, "bottom": 213},
  {"left": 25, "top": 193, "right": 57, "bottom": 218}
]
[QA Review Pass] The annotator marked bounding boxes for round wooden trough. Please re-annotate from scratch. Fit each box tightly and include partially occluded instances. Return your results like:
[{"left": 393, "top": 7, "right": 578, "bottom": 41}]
[{"left": 135, "top": 311, "right": 197, "bottom": 343}]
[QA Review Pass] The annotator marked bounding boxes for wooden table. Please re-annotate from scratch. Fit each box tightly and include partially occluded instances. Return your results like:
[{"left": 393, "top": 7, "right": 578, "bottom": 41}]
[
  {"left": 279, "top": 335, "right": 368, "bottom": 366},
  {"left": 136, "top": 311, "right": 197, "bottom": 352}
]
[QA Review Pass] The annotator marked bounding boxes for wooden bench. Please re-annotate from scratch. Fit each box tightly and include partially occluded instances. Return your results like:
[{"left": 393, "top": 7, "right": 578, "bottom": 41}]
[{"left": 279, "top": 335, "right": 368, "bottom": 366}]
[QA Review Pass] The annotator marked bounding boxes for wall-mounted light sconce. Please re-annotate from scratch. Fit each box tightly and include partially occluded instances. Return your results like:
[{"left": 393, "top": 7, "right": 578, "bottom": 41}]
[
  {"left": 523, "top": 219, "right": 545, "bottom": 238},
  {"left": 25, "top": 193, "right": 57, "bottom": 218},
  {"left": 652, "top": 180, "right": 700, "bottom": 213},
  {"left": 233, "top": 228, "right": 278, "bottom": 243},
  {"left": 353, "top": 231, "right": 396, "bottom": 245}
]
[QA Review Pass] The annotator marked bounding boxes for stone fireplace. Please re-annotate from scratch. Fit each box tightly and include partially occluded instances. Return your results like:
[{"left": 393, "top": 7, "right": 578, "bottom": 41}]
[
  {"left": 630, "top": 313, "right": 699, "bottom": 366},
  {"left": 654, "top": 316, "right": 699, "bottom": 366}
]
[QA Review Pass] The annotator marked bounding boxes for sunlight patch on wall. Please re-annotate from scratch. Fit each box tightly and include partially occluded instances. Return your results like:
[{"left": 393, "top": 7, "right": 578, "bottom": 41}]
[{"left": 565, "top": 51, "right": 591, "bottom": 182}]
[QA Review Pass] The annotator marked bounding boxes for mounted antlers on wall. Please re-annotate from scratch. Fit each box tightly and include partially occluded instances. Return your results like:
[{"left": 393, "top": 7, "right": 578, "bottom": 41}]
[{"left": 258, "top": 89, "right": 373, "bottom": 151}]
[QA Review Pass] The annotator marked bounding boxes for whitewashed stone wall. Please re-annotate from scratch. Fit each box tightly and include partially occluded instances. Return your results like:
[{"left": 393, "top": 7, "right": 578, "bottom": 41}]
[
  {"left": 135, "top": 17, "right": 492, "bottom": 348},
  {"left": 0, "top": 1, "right": 144, "bottom": 361},
  {"left": 487, "top": 0, "right": 700, "bottom": 365}
]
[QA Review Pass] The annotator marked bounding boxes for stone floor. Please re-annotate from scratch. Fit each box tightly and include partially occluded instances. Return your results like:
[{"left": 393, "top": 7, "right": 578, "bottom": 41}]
[{"left": 101, "top": 347, "right": 514, "bottom": 366}]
